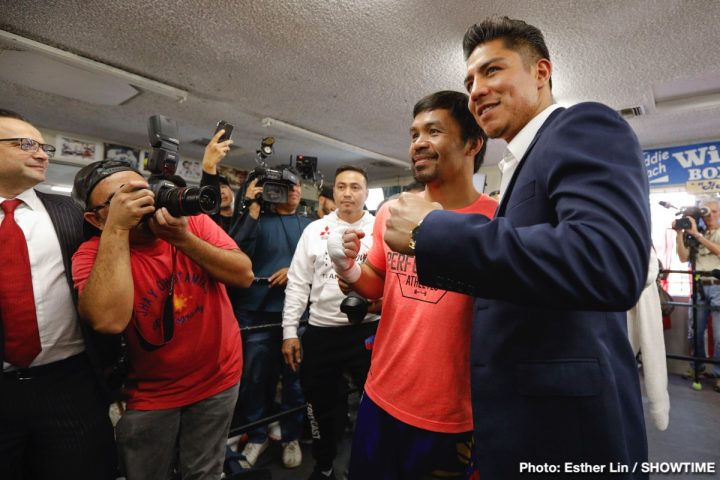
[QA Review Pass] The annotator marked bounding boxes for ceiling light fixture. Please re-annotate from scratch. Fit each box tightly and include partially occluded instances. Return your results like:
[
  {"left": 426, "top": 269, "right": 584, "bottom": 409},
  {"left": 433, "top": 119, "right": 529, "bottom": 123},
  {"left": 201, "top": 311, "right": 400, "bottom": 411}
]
[
  {"left": 0, "top": 29, "right": 188, "bottom": 103},
  {"left": 654, "top": 92, "right": 720, "bottom": 114},
  {"left": 261, "top": 117, "right": 409, "bottom": 169}
]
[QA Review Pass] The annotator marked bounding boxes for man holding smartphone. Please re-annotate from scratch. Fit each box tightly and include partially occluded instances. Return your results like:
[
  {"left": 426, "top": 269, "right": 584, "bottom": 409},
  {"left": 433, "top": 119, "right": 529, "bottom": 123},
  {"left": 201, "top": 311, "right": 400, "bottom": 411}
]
[{"left": 200, "top": 123, "right": 235, "bottom": 231}]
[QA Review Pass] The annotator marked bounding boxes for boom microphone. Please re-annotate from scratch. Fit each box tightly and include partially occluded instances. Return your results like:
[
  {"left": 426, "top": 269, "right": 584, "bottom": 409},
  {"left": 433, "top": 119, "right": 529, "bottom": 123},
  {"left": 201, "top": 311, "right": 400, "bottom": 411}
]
[{"left": 659, "top": 201, "right": 676, "bottom": 209}]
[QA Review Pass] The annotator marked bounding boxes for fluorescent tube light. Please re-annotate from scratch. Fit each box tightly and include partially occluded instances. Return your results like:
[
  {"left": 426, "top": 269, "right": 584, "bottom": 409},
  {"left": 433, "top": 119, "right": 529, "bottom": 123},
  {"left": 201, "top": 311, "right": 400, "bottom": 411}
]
[{"left": 0, "top": 30, "right": 188, "bottom": 103}]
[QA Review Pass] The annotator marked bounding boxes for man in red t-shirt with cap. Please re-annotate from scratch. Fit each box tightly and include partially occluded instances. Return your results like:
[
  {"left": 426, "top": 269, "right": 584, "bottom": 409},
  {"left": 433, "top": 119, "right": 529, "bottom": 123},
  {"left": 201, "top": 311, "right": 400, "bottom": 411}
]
[{"left": 71, "top": 160, "right": 253, "bottom": 480}]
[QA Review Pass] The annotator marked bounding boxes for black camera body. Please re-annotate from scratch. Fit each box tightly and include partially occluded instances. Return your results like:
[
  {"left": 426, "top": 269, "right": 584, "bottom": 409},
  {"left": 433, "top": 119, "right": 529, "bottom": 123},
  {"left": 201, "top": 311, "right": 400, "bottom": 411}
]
[
  {"left": 146, "top": 115, "right": 219, "bottom": 217},
  {"left": 672, "top": 206, "right": 708, "bottom": 233},
  {"left": 248, "top": 166, "right": 299, "bottom": 204}
]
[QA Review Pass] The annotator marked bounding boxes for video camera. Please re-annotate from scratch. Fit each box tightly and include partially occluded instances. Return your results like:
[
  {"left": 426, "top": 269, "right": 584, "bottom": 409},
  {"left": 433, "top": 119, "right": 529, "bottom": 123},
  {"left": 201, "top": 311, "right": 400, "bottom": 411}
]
[
  {"left": 671, "top": 206, "right": 708, "bottom": 233},
  {"left": 146, "top": 115, "right": 219, "bottom": 217},
  {"left": 246, "top": 136, "right": 300, "bottom": 204}
]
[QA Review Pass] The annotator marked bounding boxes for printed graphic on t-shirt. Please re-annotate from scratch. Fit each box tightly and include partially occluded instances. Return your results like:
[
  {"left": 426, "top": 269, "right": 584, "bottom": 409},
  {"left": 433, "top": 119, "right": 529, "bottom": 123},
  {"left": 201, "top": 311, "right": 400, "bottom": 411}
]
[
  {"left": 387, "top": 251, "right": 447, "bottom": 304},
  {"left": 134, "top": 270, "right": 210, "bottom": 342}
]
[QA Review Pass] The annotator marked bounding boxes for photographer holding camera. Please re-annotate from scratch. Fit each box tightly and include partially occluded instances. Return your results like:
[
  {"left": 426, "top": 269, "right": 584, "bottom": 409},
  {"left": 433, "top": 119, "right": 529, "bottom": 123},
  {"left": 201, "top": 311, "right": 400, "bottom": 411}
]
[
  {"left": 71, "top": 160, "right": 254, "bottom": 480},
  {"left": 229, "top": 166, "right": 312, "bottom": 469},
  {"left": 675, "top": 200, "right": 720, "bottom": 391}
]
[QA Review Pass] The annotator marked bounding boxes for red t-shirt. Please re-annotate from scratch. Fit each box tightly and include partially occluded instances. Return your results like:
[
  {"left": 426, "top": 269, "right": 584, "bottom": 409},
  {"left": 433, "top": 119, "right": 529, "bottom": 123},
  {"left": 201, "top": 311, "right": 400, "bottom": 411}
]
[
  {"left": 364, "top": 194, "right": 497, "bottom": 433},
  {"left": 73, "top": 214, "right": 242, "bottom": 410}
]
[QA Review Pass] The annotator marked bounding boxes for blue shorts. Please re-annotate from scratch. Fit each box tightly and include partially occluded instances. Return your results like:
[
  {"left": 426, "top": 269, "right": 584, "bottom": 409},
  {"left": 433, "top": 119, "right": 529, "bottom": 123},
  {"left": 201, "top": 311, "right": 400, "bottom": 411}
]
[{"left": 349, "top": 394, "right": 477, "bottom": 479}]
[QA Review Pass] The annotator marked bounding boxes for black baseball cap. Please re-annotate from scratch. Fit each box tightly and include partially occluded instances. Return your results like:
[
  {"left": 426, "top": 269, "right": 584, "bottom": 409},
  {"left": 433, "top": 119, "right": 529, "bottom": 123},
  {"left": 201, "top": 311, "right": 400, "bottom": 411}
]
[
  {"left": 72, "top": 160, "right": 142, "bottom": 211},
  {"left": 320, "top": 185, "right": 333, "bottom": 199}
]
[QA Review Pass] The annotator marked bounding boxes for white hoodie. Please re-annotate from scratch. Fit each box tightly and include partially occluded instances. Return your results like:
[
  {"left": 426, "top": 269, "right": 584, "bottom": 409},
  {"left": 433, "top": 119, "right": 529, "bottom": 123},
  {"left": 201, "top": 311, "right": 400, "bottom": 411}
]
[{"left": 283, "top": 210, "right": 379, "bottom": 339}]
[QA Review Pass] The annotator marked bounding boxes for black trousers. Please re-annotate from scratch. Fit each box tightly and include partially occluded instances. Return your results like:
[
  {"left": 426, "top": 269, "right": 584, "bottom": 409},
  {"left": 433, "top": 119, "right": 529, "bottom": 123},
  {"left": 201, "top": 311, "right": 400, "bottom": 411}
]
[
  {"left": 299, "top": 322, "right": 377, "bottom": 470},
  {"left": 0, "top": 354, "right": 117, "bottom": 480}
]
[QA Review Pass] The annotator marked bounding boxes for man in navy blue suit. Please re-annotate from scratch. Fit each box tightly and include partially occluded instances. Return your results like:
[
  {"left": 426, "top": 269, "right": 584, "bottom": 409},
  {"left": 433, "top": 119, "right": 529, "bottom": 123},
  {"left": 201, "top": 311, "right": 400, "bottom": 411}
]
[{"left": 384, "top": 17, "right": 651, "bottom": 479}]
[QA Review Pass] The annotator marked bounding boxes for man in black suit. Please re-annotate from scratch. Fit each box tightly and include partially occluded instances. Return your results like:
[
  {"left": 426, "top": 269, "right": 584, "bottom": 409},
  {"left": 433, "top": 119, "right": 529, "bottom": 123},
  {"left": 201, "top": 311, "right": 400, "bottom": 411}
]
[
  {"left": 384, "top": 17, "right": 651, "bottom": 479},
  {"left": 0, "top": 109, "right": 116, "bottom": 479}
]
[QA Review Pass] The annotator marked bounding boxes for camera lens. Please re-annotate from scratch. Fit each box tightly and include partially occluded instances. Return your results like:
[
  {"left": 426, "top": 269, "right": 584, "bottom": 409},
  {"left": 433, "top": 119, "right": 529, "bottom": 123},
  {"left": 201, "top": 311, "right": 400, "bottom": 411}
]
[
  {"left": 155, "top": 185, "right": 220, "bottom": 217},
  {"left": 263, "top": 182, "right": 288, "bottom": 203},
  {"left": 197, "top": 186, "right": 219, "bottom": 213}
]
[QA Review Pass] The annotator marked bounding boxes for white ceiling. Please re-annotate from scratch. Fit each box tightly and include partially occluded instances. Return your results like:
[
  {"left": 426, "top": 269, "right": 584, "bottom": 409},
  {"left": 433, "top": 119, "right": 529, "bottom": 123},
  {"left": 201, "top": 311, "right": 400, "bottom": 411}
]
[{"left": 1, "top": 0, "right": 720, "bottom": 185}]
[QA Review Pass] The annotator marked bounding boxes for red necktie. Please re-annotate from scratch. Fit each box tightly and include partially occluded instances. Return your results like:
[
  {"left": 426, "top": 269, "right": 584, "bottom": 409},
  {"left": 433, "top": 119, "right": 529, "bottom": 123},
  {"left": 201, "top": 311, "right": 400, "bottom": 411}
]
[{"left": 0, "top": 199, "right": 42, "bottom": 368}]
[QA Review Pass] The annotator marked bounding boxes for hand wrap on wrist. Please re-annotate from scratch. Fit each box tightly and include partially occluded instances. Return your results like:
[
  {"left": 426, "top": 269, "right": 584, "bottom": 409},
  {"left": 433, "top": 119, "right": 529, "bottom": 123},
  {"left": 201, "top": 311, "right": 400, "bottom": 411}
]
[{"left": 327, "top": 229, "right": 361, "bottom": 283}]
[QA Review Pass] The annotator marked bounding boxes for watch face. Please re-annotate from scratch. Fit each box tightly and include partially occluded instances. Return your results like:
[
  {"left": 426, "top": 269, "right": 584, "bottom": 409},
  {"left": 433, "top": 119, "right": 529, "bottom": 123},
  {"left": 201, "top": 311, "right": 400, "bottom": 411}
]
[{"left": 409, "top": 224, "right": 421, "bottom": 251}]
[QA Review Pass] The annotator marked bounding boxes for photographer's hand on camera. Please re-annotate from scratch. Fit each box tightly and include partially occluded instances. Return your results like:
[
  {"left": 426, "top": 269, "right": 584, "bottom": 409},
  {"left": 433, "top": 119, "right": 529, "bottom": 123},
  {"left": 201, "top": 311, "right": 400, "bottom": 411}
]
[
  {"left": 243, "top": 178, "right": 263, "bottom": 219},
  {"left": 105, "top": 181, "right": 155, "bottom": 233},
  {"left": 676, "top": 209, "right": 720, "bottom": 261},
  {"left": 148, "top": 207, "right": 190, "bottom": 245},
  {"left": 202, "top": 129, "right": 233, "bottom": 175}
]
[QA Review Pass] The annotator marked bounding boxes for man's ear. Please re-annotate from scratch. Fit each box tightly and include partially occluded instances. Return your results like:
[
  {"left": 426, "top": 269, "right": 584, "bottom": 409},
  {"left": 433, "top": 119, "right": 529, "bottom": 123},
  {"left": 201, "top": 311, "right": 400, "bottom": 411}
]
[
  {"left": 465, "top": 137, "right": 484, "bottom": 159},
  {"left": 535, "top": 58, "right": 552, "bottom": 89},
  {"left": 83, "top": 211, "right": 104, "bottom": 230}
]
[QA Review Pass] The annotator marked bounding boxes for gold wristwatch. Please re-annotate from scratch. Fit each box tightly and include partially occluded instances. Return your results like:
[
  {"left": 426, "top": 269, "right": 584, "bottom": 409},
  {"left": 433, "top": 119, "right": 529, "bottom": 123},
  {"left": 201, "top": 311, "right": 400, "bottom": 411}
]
[{"left": 409, "top": 218, "right": 424, "bottom": 251}]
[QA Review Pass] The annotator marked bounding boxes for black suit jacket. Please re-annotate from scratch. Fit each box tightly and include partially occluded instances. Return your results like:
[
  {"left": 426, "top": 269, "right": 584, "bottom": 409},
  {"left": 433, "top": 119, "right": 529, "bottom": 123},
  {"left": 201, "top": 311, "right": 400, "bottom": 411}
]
[
  {"left": 415, "top": 103, "right": 651, "bottom": 479},
  {"left": 0, "top": 191, "right": 119, "bottom": 401}
]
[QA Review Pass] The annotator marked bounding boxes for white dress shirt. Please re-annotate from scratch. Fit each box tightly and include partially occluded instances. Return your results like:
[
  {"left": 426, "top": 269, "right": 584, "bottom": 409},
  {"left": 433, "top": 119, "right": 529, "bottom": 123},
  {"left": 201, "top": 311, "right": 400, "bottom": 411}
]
[
  {"left": 498, "top": 103, "right": 563, "bottom": 203},
  {"left": 1, "top": 189, "right": 84, "bottom": 370}
]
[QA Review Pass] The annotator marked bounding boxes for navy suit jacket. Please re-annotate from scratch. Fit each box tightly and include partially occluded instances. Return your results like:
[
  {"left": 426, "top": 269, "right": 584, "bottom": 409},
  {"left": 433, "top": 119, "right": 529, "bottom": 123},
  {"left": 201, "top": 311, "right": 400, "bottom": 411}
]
[
  {"left": 0, "top": 191, "right": 119, "bottom": 401},
  {"left": 415, "top": 103, "right": 651, "bottom": 479}
]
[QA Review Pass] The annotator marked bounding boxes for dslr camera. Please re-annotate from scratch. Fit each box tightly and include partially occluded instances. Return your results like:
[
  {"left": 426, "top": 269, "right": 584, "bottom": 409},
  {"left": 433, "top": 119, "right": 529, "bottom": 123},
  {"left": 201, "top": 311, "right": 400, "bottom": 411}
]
[
  {"left": 245, "top": 136, "right": 300, "bottom": 204},
  {"left": 146, "top": 115, "right": 219, "bottom": 217},
  {"left": 671, "top": 206, "right": 708, "bottom": 233}
]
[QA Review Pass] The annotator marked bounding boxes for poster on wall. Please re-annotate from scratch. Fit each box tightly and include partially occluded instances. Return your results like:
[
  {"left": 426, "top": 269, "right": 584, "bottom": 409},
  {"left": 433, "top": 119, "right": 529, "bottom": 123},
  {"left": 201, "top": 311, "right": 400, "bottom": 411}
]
[
  {"left": 644, "top": 140, "right": 720, "bottom": 190},
  {"left": 104, "top": 143, "right": 141, "bottom": 169},
  {"left": 175, "top": 159, "right": 203, "bottom": 183},
  {"left": 55, "top": 136, "right": 101, "bottom": 163}
]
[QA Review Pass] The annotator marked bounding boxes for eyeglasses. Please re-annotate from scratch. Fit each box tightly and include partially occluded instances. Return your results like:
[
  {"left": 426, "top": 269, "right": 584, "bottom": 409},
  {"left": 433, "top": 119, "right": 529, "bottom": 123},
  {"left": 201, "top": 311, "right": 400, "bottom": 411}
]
[
  {"left": 0, "top": 138, "right": 56, "bottom": 158},
  {"left": 87, "top": 193, "right": 115, "bottom": 213}
]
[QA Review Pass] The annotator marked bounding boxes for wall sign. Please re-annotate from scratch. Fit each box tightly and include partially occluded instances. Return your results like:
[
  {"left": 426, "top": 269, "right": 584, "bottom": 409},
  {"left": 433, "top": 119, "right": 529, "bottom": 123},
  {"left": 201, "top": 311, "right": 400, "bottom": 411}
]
[{"left": 645, "top": 140, "right": 720, "bottom": 188}]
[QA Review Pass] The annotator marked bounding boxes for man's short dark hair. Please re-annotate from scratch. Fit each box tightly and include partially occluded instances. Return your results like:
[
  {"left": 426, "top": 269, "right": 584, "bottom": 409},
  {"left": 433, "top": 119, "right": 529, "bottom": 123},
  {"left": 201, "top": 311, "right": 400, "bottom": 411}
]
[
  {"left": 0, "top": 109, "right": 28, "bottom": 122},
  {"left": 463, "top": 16, "right": 551, "bottom": 89},
  {"left": 413, "top": 91, "right": 488, "bottom": 172},
  {"left": 335, "top": 165, "right": 368, "bottom": 185}
]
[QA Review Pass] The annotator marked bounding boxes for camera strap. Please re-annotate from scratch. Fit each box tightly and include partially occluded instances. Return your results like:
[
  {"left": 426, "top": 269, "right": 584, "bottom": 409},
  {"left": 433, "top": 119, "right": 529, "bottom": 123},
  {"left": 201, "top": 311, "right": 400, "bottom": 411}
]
[{"left": 133, "top": 246, "right": 176, "bottom": 348}]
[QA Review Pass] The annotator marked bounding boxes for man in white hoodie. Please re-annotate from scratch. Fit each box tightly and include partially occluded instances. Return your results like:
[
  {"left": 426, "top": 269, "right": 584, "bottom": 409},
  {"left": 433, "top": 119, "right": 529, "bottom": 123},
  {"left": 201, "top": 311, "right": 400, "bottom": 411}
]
[{"left": 282, "top": 165, "right": 379, "bottom": 480}]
